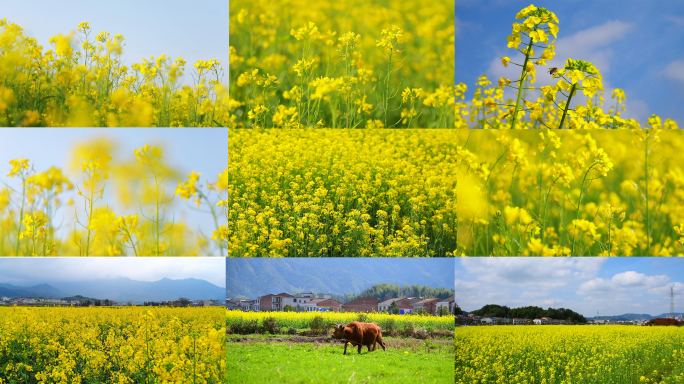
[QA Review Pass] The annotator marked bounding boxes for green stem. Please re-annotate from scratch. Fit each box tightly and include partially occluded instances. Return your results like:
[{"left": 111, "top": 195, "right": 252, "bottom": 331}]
[
  {"left": 558, "top": 83, "right": 577, "bottom": 129},
  {"left": 645, "top": 137, "right": 651, "bottom": 256},
  {"left": 511, "top": 37, "right": 533, "bottom": 130},
  {"left": 15, "top": 177, "right": 26, "bottom": 256},
  {"left": 384, "top": 49, "right": 393, "bottom": 128},
  {"left": 571, "top": 164, "right": 596, "bottom": 256},
  {"left": 85, "top": 178, "right": 95, "bottom": 256}
]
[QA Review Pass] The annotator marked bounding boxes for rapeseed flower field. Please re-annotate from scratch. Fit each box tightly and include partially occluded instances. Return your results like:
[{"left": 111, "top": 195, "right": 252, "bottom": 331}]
[
  {"left": 458, "top": 129, "right": 684, "bottom": 256},
  {"left": 228, "top": 0, "right": 455, "bottom": 128},
  {"left": 0, "top": 140, "right": 227, "bottom": 256},
  {"left": 454, "top": 4, "right": 678, "bottom": 130},
  {"left": 0, "top": 19, "right": 227, "bottom": 127},
  {"left": 226, "top": 310, "right": 452, "bottom": 331},
  {"left": 456, "top": 325, "right": 684, "bottom": 384},
  {"left": 228, "top": 129, "right": 456, "bottom": 256},
  {"left": 0, "top": 307, "right": 225, "bottom": 384}
]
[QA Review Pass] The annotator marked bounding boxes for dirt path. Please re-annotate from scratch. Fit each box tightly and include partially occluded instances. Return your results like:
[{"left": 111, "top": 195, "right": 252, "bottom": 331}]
[{"left": 228, "top": 336, "right": 453, "bottom": 347}]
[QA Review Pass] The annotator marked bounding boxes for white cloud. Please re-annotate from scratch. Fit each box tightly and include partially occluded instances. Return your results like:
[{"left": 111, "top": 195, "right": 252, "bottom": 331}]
[
  {"left": 661, "top": 60, "right": 684, "bottom": 86},
  {"left": 461, "top": 257, "right": 605, "bottom": 289},
  {"left": 647, "top": 282, "right": 684, "bottom": 297},
  {"left": 664, "top": 15, "right": 684, "bottom": 28},
  {"left": 455, "top": 279, "right": 480, "bottom": 294},
  {"left": 577, "top": 271, "right": 669, "bottom": 295},
  {"left": 619, "top": 96, "right": 650, "bottom": 122}
]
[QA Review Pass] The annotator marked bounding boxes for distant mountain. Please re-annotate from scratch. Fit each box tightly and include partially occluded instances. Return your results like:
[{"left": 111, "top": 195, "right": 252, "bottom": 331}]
[
  {"left": 52, "top": 278, "right": 224, "bottom": 303},
  {"left": 0, "top": 283, "right": 67, "bottom": 299},
  {"left": 0, "top": 278, "right": 224, "bottom": 303},
  {"left": 589, "top": 313, "right": 684, "bottom": 321},
  {"left": 226, "top": 258, "right": 453, "bottom": 299}
]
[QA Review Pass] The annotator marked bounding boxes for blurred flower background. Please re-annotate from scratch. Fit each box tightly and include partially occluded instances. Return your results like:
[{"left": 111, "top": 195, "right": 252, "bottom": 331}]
[{"left": 0, "top": 128, "right": 227, "bottom": 256}]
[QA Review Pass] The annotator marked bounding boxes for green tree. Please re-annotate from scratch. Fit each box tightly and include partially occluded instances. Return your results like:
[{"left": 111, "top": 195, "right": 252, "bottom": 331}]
[
  {"left": 437, "top": 307, "right": 450, "bottom": 316},
  {"left": 389, "top": 301, "right": 400, "bottom": 315},
  {"left": 283, "top": 304, "right": 295, "bottom": 312}
]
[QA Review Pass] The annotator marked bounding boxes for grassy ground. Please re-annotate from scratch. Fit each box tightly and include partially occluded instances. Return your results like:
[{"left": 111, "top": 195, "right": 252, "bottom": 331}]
[{"left": 226, "top": 339, "right": 453, "bottom": 384}]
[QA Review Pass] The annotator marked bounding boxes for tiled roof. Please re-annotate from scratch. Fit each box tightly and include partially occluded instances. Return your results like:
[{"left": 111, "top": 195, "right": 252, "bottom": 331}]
[{"left": 378, "top": 298, "right": 406, "bottom": 306}]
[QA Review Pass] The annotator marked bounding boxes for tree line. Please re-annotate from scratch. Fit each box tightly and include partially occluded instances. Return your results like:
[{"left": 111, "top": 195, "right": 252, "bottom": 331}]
[
  {"left": 332, "top": 283, "right": 454, "bottom": 304},
  {"left": 469, "top": 304, "right": 587, "bottom": 324}
]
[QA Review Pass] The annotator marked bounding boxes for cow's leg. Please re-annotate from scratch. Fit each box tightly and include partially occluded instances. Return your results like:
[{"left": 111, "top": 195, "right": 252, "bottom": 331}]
[
  {"left": 358, "top": 344, "right": 362, "bottom": 354},
  {"left": 377, "top": 335, "right": 386, "bottom": 351},
  {"left": 343, "top": 341, "right": 348, "bottom": 355}
]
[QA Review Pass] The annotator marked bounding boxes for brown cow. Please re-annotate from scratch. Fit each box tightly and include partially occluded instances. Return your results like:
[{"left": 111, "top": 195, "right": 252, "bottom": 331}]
[{"left": 331, "top": 321, "right": 386, "bottom": 355}]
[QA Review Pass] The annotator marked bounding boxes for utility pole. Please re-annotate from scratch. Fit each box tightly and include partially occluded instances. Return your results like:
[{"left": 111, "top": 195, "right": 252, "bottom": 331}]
[{"left": 671, "top": 287, "right": 675, "bottom": 318}]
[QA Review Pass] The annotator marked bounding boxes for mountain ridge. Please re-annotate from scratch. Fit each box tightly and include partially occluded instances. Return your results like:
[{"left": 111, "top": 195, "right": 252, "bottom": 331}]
[
  {"left": 0, "top": 278, "right": 224, "bottom": 303},
  {"left": 226, "top": 259, "right": 454, "bottom": 298}
]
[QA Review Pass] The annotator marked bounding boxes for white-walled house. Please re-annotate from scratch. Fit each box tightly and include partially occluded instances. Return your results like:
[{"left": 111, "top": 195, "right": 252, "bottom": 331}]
[
  {"left": 435, "top": 296, "right": 455, "bottom": 314},
  {"left": 272, "top": 293, "right": 296, "bottom": 311}
]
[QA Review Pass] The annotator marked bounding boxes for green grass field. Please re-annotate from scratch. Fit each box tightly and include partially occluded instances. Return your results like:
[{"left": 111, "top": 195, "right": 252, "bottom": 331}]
[{"left": 226, "top": 339, "right": 453, "bottom": 384}]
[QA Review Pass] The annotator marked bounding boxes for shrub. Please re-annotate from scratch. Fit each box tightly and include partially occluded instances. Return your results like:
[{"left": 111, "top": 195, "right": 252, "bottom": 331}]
[
  {"left": 262, "top": 317, "right": 280, "bottom": 335},
  {"left": 402, "top": 322, "right": 415, "bottom": 338},
  {"left": 379, "top": 318, "right": 397, "bottom": 336},
  {"left": 231, "top": 319, "right": 259, "bottom": 335},
  {"left": 309, "top": 315, "right": 326, "bottom": 335},
  {"left": 413, "top": 329, "right": 429, "bottom": 339}
]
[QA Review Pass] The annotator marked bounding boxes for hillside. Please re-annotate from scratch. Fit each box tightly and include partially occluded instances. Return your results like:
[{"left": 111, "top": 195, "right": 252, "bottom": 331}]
[
  {"left": 226, "top": 259, "right": 454, "bottom": 298},
  {"left": 470, "top": 304, "right": 587, "bottom": 324},
  {"left": 0, "top": 278, "right": 224, "bottom": 303}
]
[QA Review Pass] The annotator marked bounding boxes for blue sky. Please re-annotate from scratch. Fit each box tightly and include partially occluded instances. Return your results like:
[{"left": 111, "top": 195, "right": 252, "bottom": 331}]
[
  {"left": 3, "top": 0, "right": 228, "bottom": 86},
  {"left": 456, "top": 0, "right": 684, "bottom": 124},
  {"left": 456, "top": 258, "right": 684, "bottom": 317},
  {"left": 0, "top": 257, "right": 225, "bottom": 287},
  {"left": 0, "top": 128, "right": 227, "bottom": 254}
]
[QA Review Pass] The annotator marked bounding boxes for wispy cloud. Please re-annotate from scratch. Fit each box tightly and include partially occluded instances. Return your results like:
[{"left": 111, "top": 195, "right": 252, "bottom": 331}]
[
  {"left": 577, "top": 271, "right": 669, "bottom": 295},
  {"left": 0, "top": 258, "right": 226, "bottom": 287},
  {"left": 661, "top": 60, "right": 684, "bottom": 86}
]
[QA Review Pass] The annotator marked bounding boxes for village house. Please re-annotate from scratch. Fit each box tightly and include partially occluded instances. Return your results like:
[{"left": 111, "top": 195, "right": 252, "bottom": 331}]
[
  {"left": 435, "top": 296, "right": 455, "bottom": 314},
  {"left": 300, "top": 298, "right": 342, "bottom": 312},
  {"left": 256, "top": 294, "right": 274, "bottom": 311},
  {"left": 292, "top": 292, "right": 316, "bottom": 305},
  {"left": 272, "top": 293, "right": 296, "bottom": 311},
  {"left": 342, "top": 296, "right": 380, "bottom": 313},
  {"left": 413, "top": 298, "right": 440, "bottom": 314},
  {"left": 378, "top": 297, "right": 422, "bottom": 313}
]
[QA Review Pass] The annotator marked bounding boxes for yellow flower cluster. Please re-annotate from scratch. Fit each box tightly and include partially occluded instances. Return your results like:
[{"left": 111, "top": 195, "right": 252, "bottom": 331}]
[
  {"left": 457, "top": 4, "right": 679, "bottom": 129},
  {"left": 229, "top": 129, "right": 456, "bottom": 257},
  {"left": 456, "top": 325, "right": 684, "bottom": 384},
  {"left": 458, "top": 129, "right": 684, "bottom": 256},
  {"left": 0, "top": 307, "right": 225, "bottom": 384},
  {"left": 227, "top": 310, "right": 452, "bottom": 330},
  {"left": 0, "top": 18, "right": 227, "bottom": 127},
  {"left": 229, "top": 0, "right": 455, "bottom": 128}
]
